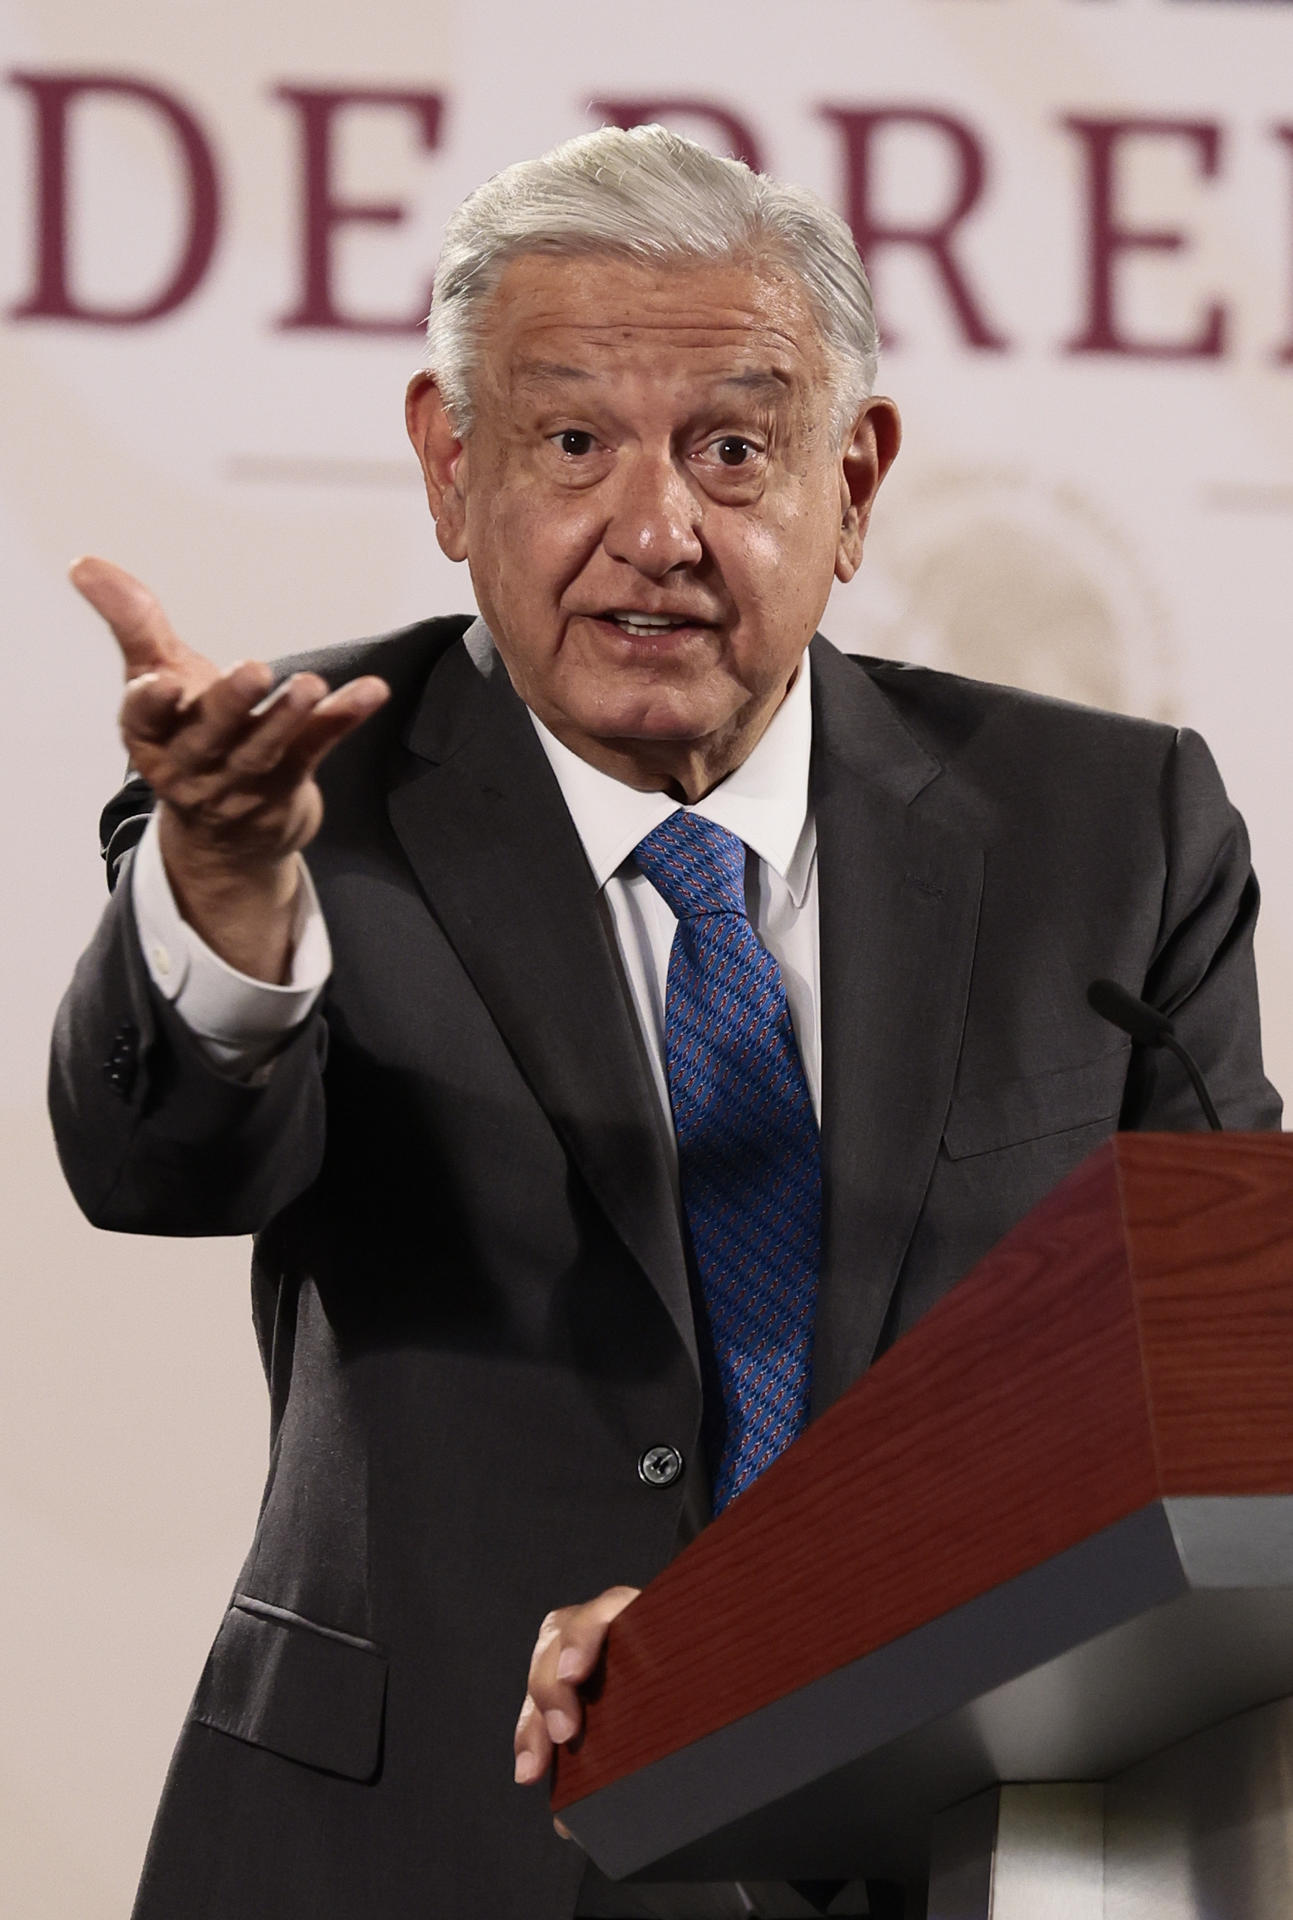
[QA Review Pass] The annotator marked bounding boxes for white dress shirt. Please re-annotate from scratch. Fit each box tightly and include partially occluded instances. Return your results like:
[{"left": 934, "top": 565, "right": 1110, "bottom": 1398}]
[
  {"left": 131, "top": 807, "right": 332, "bottom": 1077},
  {"left": 529, "top": 659, "right": 820, "bottom": 1123},
  {"left": 131, "top": 645, "right": 821, "bottom": 1122}
]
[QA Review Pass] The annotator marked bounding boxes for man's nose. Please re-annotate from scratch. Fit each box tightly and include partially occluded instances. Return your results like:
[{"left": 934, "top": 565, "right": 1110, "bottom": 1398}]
[{"left": 601, "top": 454, "right": 704, "bottom": 576}]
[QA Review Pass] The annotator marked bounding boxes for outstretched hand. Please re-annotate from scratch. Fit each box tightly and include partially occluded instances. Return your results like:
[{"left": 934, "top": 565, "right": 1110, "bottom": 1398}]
[
  {"left": 71, "top": 556, "right": 389, "bottom": 979},
  {"left": 514, "top": 1584, "right": 641, "bottom": 1836}
]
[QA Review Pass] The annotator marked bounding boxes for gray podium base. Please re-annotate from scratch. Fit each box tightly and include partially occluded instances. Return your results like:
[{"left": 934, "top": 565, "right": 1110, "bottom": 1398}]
[{"left": 926, "top": 1694, "right": 1293, "bottom": 1920}]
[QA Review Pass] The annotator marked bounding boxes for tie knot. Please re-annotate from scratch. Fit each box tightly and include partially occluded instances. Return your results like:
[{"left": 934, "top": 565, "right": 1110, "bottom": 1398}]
[{"left": 634, "top": 812, "right": 747, "bottom": 920}]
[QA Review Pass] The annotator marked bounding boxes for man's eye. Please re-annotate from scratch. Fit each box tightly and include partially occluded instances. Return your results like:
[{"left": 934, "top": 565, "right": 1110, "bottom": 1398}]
[
  {"left": 556, "top": 429, "right": 595, "bottom": 457},
  {"left": 712, "top": 437, "right": 755, "bottom": 467}
]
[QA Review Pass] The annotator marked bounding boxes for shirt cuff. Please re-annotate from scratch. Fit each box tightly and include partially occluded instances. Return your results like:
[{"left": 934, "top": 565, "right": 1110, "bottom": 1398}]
[{"left": 131, "top": 811, "right": 331, "bottom": 1074}]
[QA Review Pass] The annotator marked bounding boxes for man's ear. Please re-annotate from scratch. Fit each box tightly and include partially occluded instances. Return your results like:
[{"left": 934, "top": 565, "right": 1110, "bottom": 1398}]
[
  {"left": 406, "top": 372, "right": 469, "bottom": 562},
  {"left": 835, "top": 396, "right": 902, "bottom": 584}
]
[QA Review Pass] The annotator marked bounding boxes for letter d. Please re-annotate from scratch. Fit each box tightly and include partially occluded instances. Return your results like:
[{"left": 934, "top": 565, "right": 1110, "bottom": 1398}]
[{"left": 9, "top": 71, "right": 220, "bottom": 325}]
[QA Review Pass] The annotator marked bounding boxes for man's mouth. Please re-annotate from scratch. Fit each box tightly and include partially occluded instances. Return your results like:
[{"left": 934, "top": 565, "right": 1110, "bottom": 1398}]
[{"left": 598, "top": 610, "right": 708, "bottom": 638}]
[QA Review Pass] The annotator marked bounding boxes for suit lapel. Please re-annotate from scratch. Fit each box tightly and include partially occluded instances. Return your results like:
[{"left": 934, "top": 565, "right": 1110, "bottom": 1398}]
[
  {"left": 387, "top": 635, "right": 697, "bottom": 1374},
  {"left": 809, "top": 639, "right": 984, "bottom": 1412},
  {"left": 384, "top": 632, "right": 981, "bottom": 1412}
]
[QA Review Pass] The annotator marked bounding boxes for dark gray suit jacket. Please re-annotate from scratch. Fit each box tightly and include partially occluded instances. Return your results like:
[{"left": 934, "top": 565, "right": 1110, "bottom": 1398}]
[{"left": 49, "top": 622, "right": 1281, "bottom": 1920}]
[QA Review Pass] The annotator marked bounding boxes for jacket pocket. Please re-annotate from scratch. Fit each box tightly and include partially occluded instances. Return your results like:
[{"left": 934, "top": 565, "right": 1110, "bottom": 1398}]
[
  {"left": 943, "top": 1048, "right": 1127, "bottom": 1160},
  {"left": 191, "top": 1593, "right": 387, "bottom": 1782}
]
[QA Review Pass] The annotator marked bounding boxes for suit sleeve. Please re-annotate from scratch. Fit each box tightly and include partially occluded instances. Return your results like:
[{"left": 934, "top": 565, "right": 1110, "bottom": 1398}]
[
  {"left": 1120, "top": 726, "right": 1282, "bottom": 1132},
  {"left": 48, "top": 782, "right": 328, "bottom": 1236}
]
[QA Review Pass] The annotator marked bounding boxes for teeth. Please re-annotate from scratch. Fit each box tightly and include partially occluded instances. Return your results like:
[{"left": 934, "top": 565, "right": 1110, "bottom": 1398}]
[{"left": 610, "top": 611, "right": 684, "bottom": 630}]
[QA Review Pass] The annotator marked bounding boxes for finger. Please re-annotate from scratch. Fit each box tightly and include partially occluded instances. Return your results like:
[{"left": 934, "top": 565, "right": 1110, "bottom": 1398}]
[
  {"left": 164, "top": 659, "right": 277, "bottom": 771},
  {"left": 524, "top": 1615, "right": 585, "bottom": 1750},
  {"left": 554, "top": 1638, "right": 602, "bottom": 1687},
  {"left": 70, "top": 556, "right": 199, "bottom": 683},
  {"left": 515, "top": 1588, "right": 641, "bottom": 1799},
  {"left": 513, "top": 1694, "right": 552, "bottom": 1785},
  {"left": 530, "top": 1586, "right": 641, "bottom": 1705},
  {"left": 276, "top": 676, "right": 390, "bottom": 781},
  {"left": 190, "top": 669, "right": 377, "bottom": 787},
  {"left": 120, "top": 669, "right": 189, "bottom": 747},
  {"left": 223, "top": 672, "right": 335, "bottom": 776},
  {"left": 526, "top": 1587, "right": 641, "bottom": 1741},
  {"left": 527, "top": 1623, "right": 582, "bottom": 1746}
]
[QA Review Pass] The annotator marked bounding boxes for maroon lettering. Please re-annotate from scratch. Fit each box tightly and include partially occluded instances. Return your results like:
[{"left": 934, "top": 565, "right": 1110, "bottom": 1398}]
[
  {"left": 1064, "top": 116, "right": 1226, "bottom": 358},
  {"left": 590, "top": 98, "right": 764, "bottom": 172},
  {"left": 1275, "top": 127, "right": 1293, "bottom": 363},
  {"left": 819, "top": 105, "right": 1008, "bottom": 351},
  {"left": 8, "top": 70, "right": 219, "bottom": 325},
  {"left": 275, "top": 86, "right": 443, "bottom": 333}
]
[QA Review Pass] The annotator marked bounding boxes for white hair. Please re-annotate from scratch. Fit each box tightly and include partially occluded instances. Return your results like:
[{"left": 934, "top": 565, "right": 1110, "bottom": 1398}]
[{"left": 424, "top": 123, "right": 879, "bottom": 440}]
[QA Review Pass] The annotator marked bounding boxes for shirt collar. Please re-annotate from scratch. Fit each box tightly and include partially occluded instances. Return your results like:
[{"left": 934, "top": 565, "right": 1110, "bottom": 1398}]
[{"left": 525, "top": 654, "right": 815, "bottom": 906}]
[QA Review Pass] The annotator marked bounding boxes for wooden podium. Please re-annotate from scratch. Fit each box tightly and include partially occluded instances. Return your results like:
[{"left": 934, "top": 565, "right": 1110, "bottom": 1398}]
[{"left": 552, "top": 1134, "right": 1293, "bottom": 1918}]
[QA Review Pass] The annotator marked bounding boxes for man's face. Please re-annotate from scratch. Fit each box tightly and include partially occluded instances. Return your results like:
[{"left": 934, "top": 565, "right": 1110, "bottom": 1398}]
[{"left": 408, "top": 252, "right": 899, "bottom": 793}]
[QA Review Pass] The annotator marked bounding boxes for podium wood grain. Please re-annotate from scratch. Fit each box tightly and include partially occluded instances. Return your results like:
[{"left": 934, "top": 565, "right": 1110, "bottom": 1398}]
[{"left": 553, "top": 1133, "right": 1293, "bottom": 1829}]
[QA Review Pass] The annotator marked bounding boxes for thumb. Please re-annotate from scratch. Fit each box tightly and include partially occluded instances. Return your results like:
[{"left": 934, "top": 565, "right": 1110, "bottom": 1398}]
[{"left": 70, "top": 556, "right": 195, "bottom": 682}]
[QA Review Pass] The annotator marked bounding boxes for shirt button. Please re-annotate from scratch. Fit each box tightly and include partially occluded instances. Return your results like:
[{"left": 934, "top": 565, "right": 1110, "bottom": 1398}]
[
  {"left": 638, "top": 1444, "right": 684, "bottom": 1488},
  {"left": 150, "top": 942, "right": 171, "bottom": 977}
]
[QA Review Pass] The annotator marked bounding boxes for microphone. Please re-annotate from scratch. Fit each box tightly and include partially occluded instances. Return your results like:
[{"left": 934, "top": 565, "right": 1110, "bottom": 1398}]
[{"left": 1086, "top": 979, "right": 1223, "bottom": 1132}]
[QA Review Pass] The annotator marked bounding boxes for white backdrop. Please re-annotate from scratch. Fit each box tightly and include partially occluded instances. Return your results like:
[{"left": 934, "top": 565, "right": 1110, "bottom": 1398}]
[{"left": 3, "top": 1, "right": 1292, "bottom": 1911}]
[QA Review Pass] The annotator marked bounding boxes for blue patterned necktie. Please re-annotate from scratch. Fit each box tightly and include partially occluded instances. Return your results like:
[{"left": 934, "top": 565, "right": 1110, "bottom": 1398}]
[{"left": 633, "top": 811, "right": 821, "bottom": 1511}]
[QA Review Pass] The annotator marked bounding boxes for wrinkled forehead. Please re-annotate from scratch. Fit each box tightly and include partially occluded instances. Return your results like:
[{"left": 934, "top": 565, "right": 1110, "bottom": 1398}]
[{"left": 475, "top": 250, "right": 835, "bottom": 407}]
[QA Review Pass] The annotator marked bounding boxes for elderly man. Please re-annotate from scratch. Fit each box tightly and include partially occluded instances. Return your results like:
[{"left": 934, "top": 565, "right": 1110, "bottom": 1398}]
[{"left": 52, "top": 126, "right": 1278, "bottom": 1920}]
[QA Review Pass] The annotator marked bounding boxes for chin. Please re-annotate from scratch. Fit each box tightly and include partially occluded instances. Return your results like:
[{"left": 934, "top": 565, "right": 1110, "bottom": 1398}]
[
  {"left": 591, "top": 698, "right": 731, "bottom": 746},
  {"left": 578, "top": 670, "right": 737, "bottom": 740}
]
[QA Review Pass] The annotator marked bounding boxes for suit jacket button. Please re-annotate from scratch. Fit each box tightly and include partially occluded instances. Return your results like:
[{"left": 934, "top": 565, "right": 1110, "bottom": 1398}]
[
  {"left": 638, "top": 1444, "right": 683, "bottom": 1488},
  {"left": 102, "top": 1024, "right": 139, "bottom": 1098}
]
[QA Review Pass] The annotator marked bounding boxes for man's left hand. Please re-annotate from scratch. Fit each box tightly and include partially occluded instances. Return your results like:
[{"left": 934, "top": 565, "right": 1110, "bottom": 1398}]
[{"left": 514, "top": 1585, "right": 641, "bottom": 1833}]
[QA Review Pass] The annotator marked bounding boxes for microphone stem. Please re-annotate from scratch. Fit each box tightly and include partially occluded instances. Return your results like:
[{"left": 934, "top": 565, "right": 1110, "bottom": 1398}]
[{"left": 1162, "top": 1035, "right": 1223, "bottom": 1132}]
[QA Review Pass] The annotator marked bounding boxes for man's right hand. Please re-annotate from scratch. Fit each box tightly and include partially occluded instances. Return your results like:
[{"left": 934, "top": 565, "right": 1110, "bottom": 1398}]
[{"left": 72, "top": 556, "right": 389, "bottom": 982}]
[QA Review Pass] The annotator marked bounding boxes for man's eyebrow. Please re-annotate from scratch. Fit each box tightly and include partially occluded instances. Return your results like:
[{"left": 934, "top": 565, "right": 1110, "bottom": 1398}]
[
  {"left": 718, "top": 369, "right": 795, "bottom": 398},
  {"left": 513, "top": 360, "right": 594, "bottom": 387}
]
